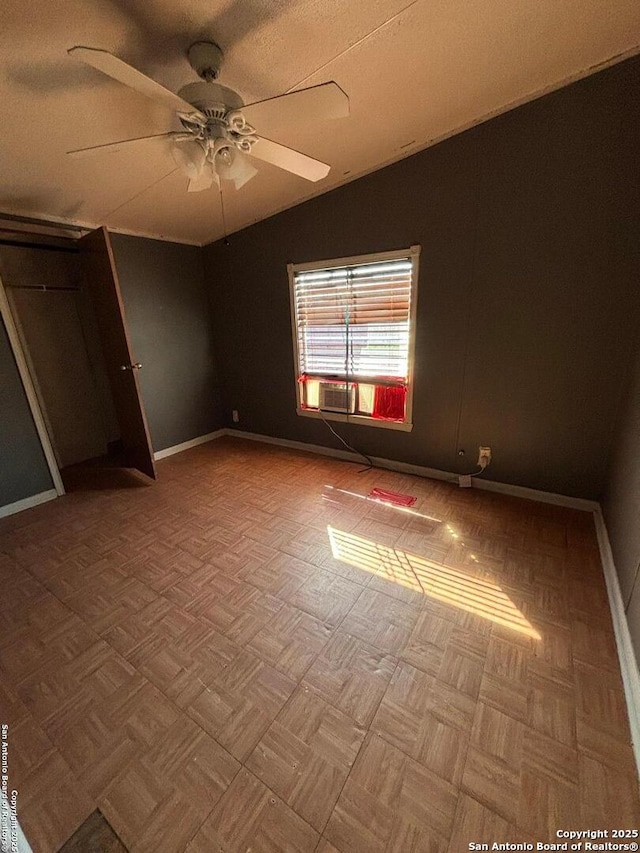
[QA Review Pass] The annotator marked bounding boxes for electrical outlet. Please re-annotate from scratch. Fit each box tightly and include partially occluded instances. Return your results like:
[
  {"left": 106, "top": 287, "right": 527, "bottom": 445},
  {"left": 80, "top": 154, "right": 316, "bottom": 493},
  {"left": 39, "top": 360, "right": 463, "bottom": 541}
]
[
  {"left": 478, "top": 446, "right": 491, "bottom": 467},
  {"left": 232, "top": 410, "right": 239, "bottom": 423}
]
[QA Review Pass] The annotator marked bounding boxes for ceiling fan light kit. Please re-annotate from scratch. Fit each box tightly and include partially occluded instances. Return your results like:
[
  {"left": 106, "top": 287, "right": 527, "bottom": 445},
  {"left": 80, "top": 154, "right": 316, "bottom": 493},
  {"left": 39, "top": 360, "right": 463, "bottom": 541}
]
[
  {"left": 215, "top": 148, "right": 258, "bottom": 190},
  {"left": 171, "top": 137, "right": 206, "bottom": 181},
  {"left": 67, "top": 40, "right": 349, "bottom": 194}
]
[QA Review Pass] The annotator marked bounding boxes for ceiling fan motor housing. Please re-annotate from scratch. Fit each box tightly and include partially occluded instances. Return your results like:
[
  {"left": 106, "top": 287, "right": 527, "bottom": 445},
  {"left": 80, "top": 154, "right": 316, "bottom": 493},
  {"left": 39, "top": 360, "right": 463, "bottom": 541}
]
[{"left": 177, "top": 81, "right": 244, "bottom": 121}]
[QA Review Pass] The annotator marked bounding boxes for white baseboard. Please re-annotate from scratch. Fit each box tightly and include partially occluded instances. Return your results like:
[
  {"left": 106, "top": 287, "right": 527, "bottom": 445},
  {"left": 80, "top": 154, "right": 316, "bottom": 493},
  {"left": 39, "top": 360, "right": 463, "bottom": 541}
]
[
  {"left": 223, "top": 428, "right": 362, "bottom": 464},
  {"left": 0, "top": 489, "right": 57, "bottom": 519},
  {"left": 471, "top": 478, "right": 598, "bottom": 511},
  {"left": 593, "top": 508, "right": 640, "bottom": 773},
  {"left": 223, "top": 428, "right": 598, "bottom": 512},
  {"left": 154, "top": 429, "right": 226, "bottom": 460}
]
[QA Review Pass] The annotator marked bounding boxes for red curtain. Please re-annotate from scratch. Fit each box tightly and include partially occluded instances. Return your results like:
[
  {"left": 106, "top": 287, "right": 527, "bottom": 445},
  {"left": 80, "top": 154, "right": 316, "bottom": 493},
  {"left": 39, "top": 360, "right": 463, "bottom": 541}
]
[{"left": 373, "top": 384, "right": 407, "bottom": 421}]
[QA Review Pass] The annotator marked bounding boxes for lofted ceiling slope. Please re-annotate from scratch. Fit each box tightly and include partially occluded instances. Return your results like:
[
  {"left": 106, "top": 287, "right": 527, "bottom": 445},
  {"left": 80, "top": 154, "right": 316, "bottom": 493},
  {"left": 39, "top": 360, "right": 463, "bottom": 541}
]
[{"left": 1, "top": 0, "right": 639, "bottom": 245}]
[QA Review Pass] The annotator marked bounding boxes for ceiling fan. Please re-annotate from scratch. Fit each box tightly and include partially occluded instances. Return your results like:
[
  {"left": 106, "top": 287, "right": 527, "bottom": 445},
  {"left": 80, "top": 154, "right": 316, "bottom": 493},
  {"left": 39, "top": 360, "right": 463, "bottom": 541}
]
[{"left": 67, "top": 41, "right": 349, "bottom": 192}]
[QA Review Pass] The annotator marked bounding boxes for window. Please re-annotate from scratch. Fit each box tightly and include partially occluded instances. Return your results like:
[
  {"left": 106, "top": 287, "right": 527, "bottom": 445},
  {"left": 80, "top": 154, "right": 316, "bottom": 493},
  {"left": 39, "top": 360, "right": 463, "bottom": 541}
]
[{"left": 288, "top": 246, "right": 420, "bottom": 431}]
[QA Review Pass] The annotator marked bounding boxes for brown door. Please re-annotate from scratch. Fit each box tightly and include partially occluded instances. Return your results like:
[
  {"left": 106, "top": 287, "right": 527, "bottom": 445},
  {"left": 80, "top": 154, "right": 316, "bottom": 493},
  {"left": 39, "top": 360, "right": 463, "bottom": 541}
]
[{"left": 79, "top": 227, "right": 156, "bottom": 479}]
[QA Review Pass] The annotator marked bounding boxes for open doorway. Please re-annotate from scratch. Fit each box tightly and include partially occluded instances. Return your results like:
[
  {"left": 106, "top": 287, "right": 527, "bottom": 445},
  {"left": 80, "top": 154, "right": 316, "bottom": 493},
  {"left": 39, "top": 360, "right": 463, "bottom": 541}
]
[{"left": 0, "top": 227, "right": 156, "bottom": 493}]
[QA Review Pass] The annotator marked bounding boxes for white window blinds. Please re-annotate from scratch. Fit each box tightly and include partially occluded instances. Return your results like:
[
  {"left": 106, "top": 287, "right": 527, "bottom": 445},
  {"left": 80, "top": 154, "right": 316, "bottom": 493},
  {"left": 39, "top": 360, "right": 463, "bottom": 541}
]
[{"left": 293, "top": 256, "right": 414, "bottom": 380}]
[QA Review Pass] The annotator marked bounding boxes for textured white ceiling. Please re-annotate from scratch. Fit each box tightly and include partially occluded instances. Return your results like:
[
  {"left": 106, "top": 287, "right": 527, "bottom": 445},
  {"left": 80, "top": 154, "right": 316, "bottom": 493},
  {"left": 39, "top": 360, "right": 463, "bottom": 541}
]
[{"left": 1, "top": 0, "right": 639, "bottom": 245}]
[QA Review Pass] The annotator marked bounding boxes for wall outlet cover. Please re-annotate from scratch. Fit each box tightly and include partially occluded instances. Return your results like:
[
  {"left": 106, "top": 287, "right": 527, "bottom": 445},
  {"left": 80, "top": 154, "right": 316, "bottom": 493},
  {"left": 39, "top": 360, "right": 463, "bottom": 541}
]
[
  {"left": 478, "top": 445, "right": 492, "bottom": 465},
  {"left": 232, "top": 410, "right": 239, "bottom": 423},
  {"left": 458, "top": 474, "right": 472, "bottom": 488}
]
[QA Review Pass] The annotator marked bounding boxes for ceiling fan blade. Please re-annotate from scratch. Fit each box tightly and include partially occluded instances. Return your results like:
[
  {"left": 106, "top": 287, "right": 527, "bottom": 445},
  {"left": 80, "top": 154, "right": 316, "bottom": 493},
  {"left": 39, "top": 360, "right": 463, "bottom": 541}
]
[
  {"left": 188, "top": 171, "right": 214, "bottom": 193},
  {"left": 68, "top": 47, "right": 206, "bottom": 121},
  {"left": 249, "top": 137, "right": 331, "bottom": 182},
  {"left": 67, "top": 133, "right": 173, "bottom": 158},
  {"left": 242, "top": 82, "right": 349, "bottom": 129}
]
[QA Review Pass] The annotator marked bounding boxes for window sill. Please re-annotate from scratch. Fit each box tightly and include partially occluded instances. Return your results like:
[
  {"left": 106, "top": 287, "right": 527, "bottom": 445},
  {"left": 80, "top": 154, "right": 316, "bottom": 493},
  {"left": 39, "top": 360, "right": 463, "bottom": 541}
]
[{"left": 296, "top": 408, "right": 413, "bottom": 432}]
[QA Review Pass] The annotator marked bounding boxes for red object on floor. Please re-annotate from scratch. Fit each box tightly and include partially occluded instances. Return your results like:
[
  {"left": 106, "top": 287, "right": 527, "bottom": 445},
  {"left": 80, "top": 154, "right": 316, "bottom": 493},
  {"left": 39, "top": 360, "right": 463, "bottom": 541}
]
[{"left": 368, "top": 487, "right": 417, "bottom": 507}]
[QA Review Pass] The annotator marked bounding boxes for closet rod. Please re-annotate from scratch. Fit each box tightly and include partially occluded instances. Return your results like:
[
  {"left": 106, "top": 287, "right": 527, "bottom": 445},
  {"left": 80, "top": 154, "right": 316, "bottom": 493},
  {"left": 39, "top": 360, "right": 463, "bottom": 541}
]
[
  {"left": 5, "top": 284, "right": 81, "bottom": 293},
  {"left": 0, "top": 235, "right": 79, "bottom": 253}
]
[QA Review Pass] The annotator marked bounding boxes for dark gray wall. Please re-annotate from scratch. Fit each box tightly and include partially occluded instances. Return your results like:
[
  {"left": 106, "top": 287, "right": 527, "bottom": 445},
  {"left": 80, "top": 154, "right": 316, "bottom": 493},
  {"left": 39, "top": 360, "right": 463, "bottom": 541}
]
[
  {"left": 0, "top": 316, "right": 53, "bottom": 506},
  {"left": 204, "top": 56, "right": 640, "bottom": 499},
  {"left": 603, "top": 331, "right": 640, "bottom": 665},
  {"left": 603, "top": 336, "right": 640, "bottom": 626},
  {"left": 110, "top": 233, "right": 224, "bottom": 452}
]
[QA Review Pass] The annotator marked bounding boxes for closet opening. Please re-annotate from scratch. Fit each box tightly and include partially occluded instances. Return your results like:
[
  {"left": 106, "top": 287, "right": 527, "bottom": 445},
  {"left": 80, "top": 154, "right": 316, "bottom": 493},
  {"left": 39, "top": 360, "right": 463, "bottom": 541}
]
[{"left": 0, "top": 227, "right": 156, "bottom": 493}]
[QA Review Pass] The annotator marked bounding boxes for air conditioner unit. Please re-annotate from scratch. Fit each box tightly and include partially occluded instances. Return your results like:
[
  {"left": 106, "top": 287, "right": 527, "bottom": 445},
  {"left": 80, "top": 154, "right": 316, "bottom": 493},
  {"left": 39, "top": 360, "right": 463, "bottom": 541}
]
[{"left": 318, "top": 381, "right": 356, "bottom": 413}]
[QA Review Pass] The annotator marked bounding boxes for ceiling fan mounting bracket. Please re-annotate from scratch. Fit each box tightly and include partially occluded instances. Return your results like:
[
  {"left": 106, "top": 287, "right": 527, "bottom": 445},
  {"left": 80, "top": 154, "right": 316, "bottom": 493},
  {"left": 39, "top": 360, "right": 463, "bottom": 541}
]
[{"left": 187, "top": 41, "right": 224, "bottom": 81}]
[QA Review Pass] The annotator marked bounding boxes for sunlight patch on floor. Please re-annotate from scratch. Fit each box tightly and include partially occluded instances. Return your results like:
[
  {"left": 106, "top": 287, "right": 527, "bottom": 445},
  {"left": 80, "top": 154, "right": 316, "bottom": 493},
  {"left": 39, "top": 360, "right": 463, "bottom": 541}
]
[{"left": 327, "top": 525, "right": 540, "bottom": 639}]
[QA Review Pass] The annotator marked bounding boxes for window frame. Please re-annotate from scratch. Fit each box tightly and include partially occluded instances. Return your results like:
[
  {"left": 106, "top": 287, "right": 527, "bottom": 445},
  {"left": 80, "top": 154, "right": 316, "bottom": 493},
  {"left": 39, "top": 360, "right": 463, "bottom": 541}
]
[{"left": 287, "top": 245, "right": 420, "bottom": 432}]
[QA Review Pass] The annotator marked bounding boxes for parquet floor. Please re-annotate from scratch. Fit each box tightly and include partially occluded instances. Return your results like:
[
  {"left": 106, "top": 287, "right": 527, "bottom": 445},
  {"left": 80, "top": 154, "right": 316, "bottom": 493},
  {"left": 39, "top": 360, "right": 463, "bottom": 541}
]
[{"left": 1, "top": 437, "right": 638, "bottom": 853}]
